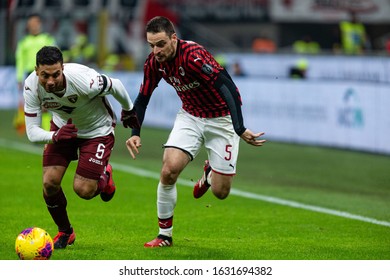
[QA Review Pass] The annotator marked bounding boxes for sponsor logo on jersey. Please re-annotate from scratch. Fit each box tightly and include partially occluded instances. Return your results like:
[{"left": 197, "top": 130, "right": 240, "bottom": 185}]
[
  {"left": 168, "top": 76, "right": 200, "bottom": 92},
  {"left": 67, "top": 94, "right": 78, "bottom": 103},
  {"left": 42, "top": 102, "right": 76, "bottom": 114},
  {"left": 43, "top": 102, "right": 62, "bottom": 109},
  {"left": 168, "top": 76, "right": 181, "bottom": 84},
  {"left": 172, "top": 80, "right": 200, "bottom": 92}
]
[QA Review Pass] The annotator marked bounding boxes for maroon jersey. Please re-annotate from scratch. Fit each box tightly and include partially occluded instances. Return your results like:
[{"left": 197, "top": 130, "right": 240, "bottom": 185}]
[{"left": 140, "top": 39, "right": 241, "bottom": 118}]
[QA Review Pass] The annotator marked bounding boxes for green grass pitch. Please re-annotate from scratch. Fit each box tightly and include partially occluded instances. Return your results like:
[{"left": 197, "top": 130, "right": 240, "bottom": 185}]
[{"left": 0, "top": 109, "right": 389, "bottom": 260}]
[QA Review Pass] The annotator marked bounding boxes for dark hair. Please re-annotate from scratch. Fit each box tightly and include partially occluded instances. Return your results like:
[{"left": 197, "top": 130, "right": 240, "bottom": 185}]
[
  {"left": 28, "top": 13, "right": 41, "bottom": 20},
  {"left": 145, "top": 16, "right": 175, "bottom": 36},
  {"left": 36, "top": 46, "right": 63, "bottom": 67}
]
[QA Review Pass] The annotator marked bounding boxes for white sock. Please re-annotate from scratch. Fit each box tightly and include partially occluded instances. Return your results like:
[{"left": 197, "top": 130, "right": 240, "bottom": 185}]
[{"left": 157, "top": 181, "right": 177, "bottom": 237}]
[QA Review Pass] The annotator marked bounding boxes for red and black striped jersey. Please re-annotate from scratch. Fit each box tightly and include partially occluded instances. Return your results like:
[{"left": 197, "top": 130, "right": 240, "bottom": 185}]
[{"left": 139, "top": 39, "right": 242, "bottom": 118}]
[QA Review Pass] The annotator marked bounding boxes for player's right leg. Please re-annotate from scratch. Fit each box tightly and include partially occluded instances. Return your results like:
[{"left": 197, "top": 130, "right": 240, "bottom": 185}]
[
  {"left": 53, "top": 228, "right": 76, "bottom": 249},
  {"left": 144, "top": 110, "right": 200, "bottom": 247},
  {"left": 144, "top": 148, "right": 190, "bottom": 248},
  {"left": 144, "top": 234, "right": 173, "bottom": 247},
  {"left": 43, "top": 165, "right": 76, "bottom": 249},
  {"left": 43, "top": 124, "right": 78, "bottom": 249}
]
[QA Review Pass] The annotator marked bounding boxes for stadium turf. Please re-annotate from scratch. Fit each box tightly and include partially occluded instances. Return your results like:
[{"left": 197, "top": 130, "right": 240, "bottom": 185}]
[{"left": 0, "top": 109, "right": 389, "bottom": 260}]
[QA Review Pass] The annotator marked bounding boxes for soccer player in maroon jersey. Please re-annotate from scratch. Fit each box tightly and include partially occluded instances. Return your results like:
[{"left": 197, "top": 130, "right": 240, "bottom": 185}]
[{"left": 126, "top": 16, "right": 266, "bottom": 247}]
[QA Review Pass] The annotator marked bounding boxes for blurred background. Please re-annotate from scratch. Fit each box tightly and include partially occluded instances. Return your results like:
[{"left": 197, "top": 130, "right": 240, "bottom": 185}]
[
  {"left": 1, "top": 0, "right": 390, "bottom": 155},
  {"left": 2, "top": 0, "right": 390, "bottom": 69}
]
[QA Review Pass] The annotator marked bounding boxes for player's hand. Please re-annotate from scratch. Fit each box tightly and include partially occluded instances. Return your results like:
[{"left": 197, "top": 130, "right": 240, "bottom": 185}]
[
  {"left": 121, "top": 108, "right": 140, "bottom": 129},
  {"left": 126, "top": 136, "right": 142, "bottom": 159},
  {"left": 52, "top": 118, "right": 78, "bottom": 143},
  {"left": 240, "top": 129, "right": 266, "bottom": 146}
]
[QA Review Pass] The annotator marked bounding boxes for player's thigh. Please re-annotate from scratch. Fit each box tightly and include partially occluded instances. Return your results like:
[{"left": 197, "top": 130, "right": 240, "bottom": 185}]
[
  {"left": 42, "top": 141, "right": 78, "bottom": 190},
  {"left": 161, "top": 147, "right": 191, "bottom": 181},
  {"left": 204, "top": 116, "right": 240, "bottom": 175},
  {"left": 164, "top": 109, "right": 203, "bottom": 160},
  {"left": 77, "top": 134, "right": 115, "bottom": 180},
  {"left": 43, "top": 141, "right": 78, "bottom": 168}
]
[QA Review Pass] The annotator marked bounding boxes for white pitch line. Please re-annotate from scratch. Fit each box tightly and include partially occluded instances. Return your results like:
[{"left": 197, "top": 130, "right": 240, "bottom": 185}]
[{"left": 1, "top": 138, "right": 389, "bottom": 228}]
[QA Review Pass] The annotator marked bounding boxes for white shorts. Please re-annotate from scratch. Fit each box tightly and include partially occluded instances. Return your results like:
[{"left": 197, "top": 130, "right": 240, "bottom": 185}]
[{"left": 164, "top": 109, "right": 240, "bottom": 175}]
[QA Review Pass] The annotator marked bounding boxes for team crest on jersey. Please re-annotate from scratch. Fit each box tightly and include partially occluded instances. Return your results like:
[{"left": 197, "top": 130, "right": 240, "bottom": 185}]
[
  {"left": 67, "top": 94, "right": 78, "bottom": 103},
  {"left": 179, "top": 66, "right": 185, "bottom": 76}
]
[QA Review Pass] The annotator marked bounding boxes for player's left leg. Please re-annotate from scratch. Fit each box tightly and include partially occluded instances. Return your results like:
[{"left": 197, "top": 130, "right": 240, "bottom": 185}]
[
  {"left": 100, "top": 163, "right": 116, "bottom": 202},
  {"left": 193, "top": 160, "right": 212, "bottom": 198},
  {"left": 74, "top": 134, "right": 115, "bottom": 201},
  {"left": 194, "top": 115, "right": 239, "bottom": 199},
  {"left": 209, "top": 171, "right": 235, "bottom": 199},
  {"left": 193, "top": 160, "right": 235, "bottom": 199}
]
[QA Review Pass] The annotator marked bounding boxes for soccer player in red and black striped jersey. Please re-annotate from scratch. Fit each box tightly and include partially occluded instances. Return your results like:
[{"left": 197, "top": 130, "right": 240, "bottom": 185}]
[{"left": 126, "top": 16, "right": 266, "bottom": 248}]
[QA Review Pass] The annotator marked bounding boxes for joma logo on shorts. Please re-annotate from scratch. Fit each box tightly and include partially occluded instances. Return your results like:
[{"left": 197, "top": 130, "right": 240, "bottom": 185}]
[{"left": 89, "top": 158, "right": 103, "bottom": 165}]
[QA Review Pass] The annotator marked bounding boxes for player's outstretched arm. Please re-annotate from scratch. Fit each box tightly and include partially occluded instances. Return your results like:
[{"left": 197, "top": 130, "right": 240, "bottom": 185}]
[
  {"left": 126, "top": 135, "right": 142, "bottom": 159},
  {"left": 240, "top": 129, "right": 266, "bottom": 146}
]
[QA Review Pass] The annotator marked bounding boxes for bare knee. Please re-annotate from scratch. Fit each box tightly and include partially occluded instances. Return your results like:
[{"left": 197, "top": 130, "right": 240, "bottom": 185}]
[
  {"left": 160, "top": 165, "right": 180, "bottom": 185},
  {"left": 210, "top": 173, "right": 233, "bottom": 200},
  {"left": 212, "top": 185, "right": 231, "bottom": 200},
  {"left": 74, "top": 183, "right": 96, "bottom": 200},
  {"left": 43, "top": 178, "right": 61, "bottom": 196},
  {"left": 42, "top": 166, "right": 66, "bottom": 196},
  {"left": 160, "top": 148, "right": 189, "bottom": 185},
  {"left": 73, "top": 176, "right": 97, "bottom": 200}
]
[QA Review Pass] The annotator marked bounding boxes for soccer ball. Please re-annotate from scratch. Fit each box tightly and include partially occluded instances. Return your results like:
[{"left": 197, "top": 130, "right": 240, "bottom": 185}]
[{"left": 15, "top": 227, "right": 54, "bottom": 260}]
